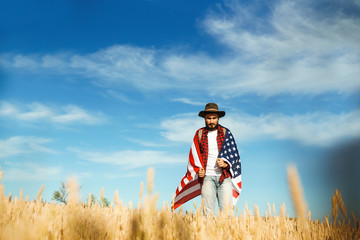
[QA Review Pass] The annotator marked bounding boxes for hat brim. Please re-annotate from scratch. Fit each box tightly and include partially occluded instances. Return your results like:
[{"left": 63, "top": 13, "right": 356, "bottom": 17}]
[{"left": 198, "top": 110, "right": 225, "bottom": 118}]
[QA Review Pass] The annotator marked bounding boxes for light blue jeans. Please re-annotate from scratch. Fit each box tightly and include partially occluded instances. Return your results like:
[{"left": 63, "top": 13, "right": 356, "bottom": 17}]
[{"left": 201, "top": 176, "right": 232, "bottom": 215}]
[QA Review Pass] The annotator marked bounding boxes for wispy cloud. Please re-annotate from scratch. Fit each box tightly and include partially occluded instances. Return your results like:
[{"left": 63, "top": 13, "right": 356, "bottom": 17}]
[
  {"left": 1, "top": 0, "right": 359, "bottom": 97},
  {"left": 0, "top": 136, "right": 56, "bottom": 158},
  {"left": 161, "top": 110, "right": 360, "bottom": 147},
  {"left": 125, "top": 138, "right": 172, "bottom": 148},
  {"left": 104, "top": 172, "right": 141, "bottom": 179},
  {"left": 171, "top": 98, "right": 204, "bottom": 106},
  {"left": 2, "top": 162, "right": 62, "bottom": 181},
  {"left": 200, "top": 0, "right": 360, "bottom": 95},
  {"left": 0, "top": 101, "right": 108, "bottom": 125},
  {"left": 160, "top": 113, "right": 203, "bottom": 143},
  {"left": 69, "top": 148, "right": 185, "bottom": 169},
  {"left": 105, "top": 90, "right": 134, "bottom": 103}
]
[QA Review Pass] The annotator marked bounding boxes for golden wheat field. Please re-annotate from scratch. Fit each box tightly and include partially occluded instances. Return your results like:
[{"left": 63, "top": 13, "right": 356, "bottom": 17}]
[{"left": 0, "top": 166, "right": 359, "bottom": 240}]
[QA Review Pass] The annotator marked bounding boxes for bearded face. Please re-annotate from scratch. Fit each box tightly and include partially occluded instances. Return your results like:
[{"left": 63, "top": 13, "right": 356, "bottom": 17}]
[{"left": 204, "top": 113, "right": 219, "bottom": 131}]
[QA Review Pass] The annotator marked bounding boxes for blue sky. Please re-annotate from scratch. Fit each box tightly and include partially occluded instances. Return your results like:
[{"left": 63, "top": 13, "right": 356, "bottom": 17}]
[{"left": 1, "top": 0, "right": 359, "bottom": 219}]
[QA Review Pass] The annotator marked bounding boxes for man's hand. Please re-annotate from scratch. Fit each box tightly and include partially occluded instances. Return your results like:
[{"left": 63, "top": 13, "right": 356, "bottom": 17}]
[
  {"left": 198, "top": 168, "right": 205, "bottom": 178},
  {"left": 216, "top": 158, "right": 228, "bottom": 168}
]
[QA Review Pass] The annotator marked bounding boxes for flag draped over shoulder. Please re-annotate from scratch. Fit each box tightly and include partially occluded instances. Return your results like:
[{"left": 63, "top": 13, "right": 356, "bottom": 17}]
[{"left": 172, "top": 129, "right": 241, "bottom": 211}]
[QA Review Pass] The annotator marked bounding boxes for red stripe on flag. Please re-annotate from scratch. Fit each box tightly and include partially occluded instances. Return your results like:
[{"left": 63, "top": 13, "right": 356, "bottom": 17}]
[
  {"left": 189, "top": 136, "right": 201, "bottom": 172},
  {"left": 233, "top": 189, "right": 239, "bottom": 198},
  {"left": 189, "top": 148, "right": 196, "bottom": 167},
  {"left": 193, "top": 135, "right": 202, "bottom": 165},
  {"left": 181, "top": 179, "right": 186, "bottom": 189}
]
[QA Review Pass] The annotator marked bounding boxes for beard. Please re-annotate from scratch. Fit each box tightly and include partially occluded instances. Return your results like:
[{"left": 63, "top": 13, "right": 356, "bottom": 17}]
[{"left": 206, "top": 123, "right": 218, "bottom": 131}]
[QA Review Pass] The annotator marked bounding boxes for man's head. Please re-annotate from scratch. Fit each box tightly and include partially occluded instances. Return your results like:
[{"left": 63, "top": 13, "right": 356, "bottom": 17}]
[{"left": 198, "top": 103, "right": 225, "bottom": 130}]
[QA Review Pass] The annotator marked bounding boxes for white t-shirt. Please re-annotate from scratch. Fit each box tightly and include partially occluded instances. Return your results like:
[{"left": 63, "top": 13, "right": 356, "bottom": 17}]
[{"left": 205, "top": 130, "right": 222, "bottom": 176}]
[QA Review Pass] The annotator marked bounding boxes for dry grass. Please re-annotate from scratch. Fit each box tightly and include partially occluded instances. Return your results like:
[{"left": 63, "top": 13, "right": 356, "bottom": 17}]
[{"left": 0, "top": 166, "right": 359, "bottom": 240}]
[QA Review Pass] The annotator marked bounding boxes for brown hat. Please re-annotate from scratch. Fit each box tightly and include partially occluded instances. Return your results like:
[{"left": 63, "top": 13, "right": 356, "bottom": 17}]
[{"left": 198, "top": 103, "right": 226, "bottom": 118}]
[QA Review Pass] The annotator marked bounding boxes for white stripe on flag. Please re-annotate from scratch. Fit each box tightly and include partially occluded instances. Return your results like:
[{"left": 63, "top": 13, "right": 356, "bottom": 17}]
[
  {"left": 175, "top": 180, "right": 201, "bottom": 202},
  {"left": 183, "top": 178, "right": 189, "bottom": 185},
  {"left": 191, "top": 142, "right": 202, "bottom": 167}
]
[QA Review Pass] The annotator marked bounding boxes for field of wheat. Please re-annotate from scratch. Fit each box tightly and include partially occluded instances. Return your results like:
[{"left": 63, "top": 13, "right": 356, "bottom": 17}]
[{"left": 0, "top": 166, "right": 359, "bottom": 240}]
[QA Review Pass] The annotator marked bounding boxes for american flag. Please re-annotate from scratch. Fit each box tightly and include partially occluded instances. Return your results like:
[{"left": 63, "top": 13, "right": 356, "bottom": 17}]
[{"left": 172, "top": 129, "right": 241, "bottom": 211}]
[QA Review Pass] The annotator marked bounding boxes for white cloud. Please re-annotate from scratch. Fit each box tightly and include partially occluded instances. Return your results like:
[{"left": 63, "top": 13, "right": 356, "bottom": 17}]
[
  {"left": 171, "top": 98, "right": 205, "bottom": 106},
  {"left": 68, "top": 45, "right": 169, "bottom": 90},
  {"left": 160, "top": 110, "right": 360, "bottom": 147},
  {"left": 1, "top": 0, "right": 359, "bottom": 97},
  {"left": 125, "top": 138, "right": 172, "bottom": 148},
  {"left": 104, "top": 172, "right": 141, "bottom": 179},
  {"left": 0, "top": 101, "right": 107, "bottom": 125},
  {"left": 206, "top": 0, "right": 360, "bottom": 55},
  {"left": 160, "top": 113, "right": 204, "bottom": 143},
  {"left": 69, "top": 148, "right": 185, "bottom": 169},
  {"left": 106, "top": 90, "right": 134, "bottom": 103},
  {"left": 0, "top": 136, "right": 56, "bottom": 158},
  {"left": 13, "top": 54, "right": 38, "bottom": 69},
  {"left": 2, "top": 162, "right": 62, "bottom": 181}
]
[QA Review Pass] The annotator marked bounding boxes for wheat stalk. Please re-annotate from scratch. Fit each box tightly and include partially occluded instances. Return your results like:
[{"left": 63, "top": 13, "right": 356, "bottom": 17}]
[
  {"left": 36, "top": 185, "right": 45, "bottom": 202},
  {"left": 114, "top": 190, "right": 119, "bottom": 206},
  {"left": 273, "top": 203, "right": 276, "bottom": 217},
  {"left": 335, "top": 189, "right": 347, "bottom": 219},
  {"left": 171, "top": 193, "right": 175, "bottom": 211},
  {"left": 332, "top": 194, "right": 338, "bottom": 223},
  {"left": 287, "top": 165, "right": 307, "bottom": 220},
  {"left": 0, "top": 184, "right": 3, "bottom": 203},
  {"left": 101, "top": 187, "right": 104, "bottom": 201},
  {"left": 147, "top": 168, "right": 154, "bottom": 195},
  {"left": 20, "top": 189, "right": 23, "bottom": 202},
  {"left": 287, "top": 165, "right": 311, "bottom": 240},
  {"left": 351, "top": 211, "right": 357, "bottom": 226},
  {"left": 67, "top": 177, "right": 79, "bottom": 205},
  {"left": 268, "top": 202, "right": 272, "bottom": 218},
  {"left": 254, "top": 204, "right": 260, "bottom": 221},
  {"left": 138, "top": 182, "right": 143, "bottom": 210},
  {"left": 280, "top": 202, "right": 286, "bottom": 218},
  {"left": 88, "top": 193, "right": 92, "bottom": 207},
  {"left": 325, "top": 214, "right": 330, "bottom": 228}
]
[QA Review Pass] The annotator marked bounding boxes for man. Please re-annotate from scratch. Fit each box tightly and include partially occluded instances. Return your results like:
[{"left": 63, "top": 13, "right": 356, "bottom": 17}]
[{"left": 172, "top": 103, "right": 242, "bottom": 214}]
